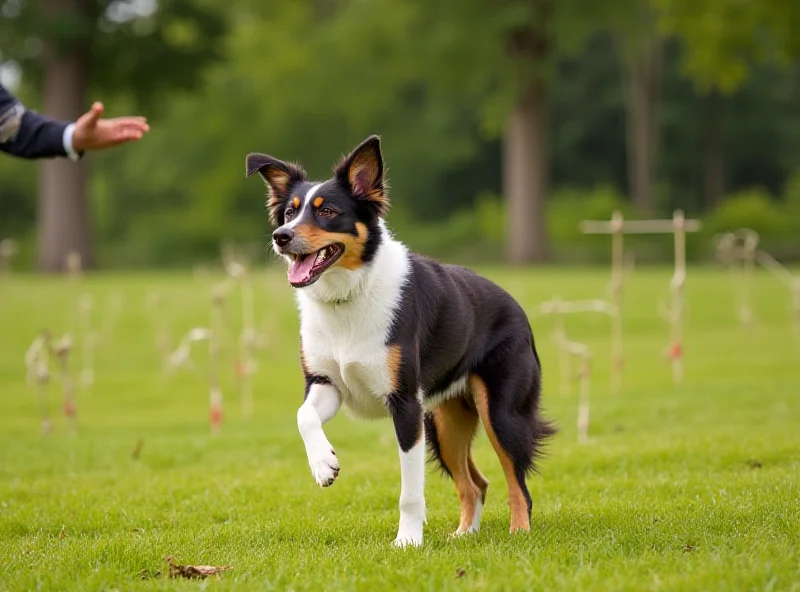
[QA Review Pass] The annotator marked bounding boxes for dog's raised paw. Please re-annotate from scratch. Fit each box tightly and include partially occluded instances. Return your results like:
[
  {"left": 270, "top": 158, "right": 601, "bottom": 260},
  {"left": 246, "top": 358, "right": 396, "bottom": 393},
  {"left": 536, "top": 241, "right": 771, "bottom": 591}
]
[{"left": 309, "top": 447, "right": 340, "bottom": 487}]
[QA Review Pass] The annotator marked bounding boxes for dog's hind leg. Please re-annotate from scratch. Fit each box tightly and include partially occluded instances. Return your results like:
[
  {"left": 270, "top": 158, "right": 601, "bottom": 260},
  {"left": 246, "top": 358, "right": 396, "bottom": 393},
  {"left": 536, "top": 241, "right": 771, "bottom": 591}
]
[
  {"left": 471, "top": 345, "right": 554, "bottom": 533},
  {"left": 429, "top": 397, "right": 488, "bottom": 534}
]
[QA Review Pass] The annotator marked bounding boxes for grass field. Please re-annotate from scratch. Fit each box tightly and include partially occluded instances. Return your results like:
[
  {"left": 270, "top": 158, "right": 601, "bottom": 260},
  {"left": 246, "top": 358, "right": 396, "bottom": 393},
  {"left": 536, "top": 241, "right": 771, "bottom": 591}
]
[{"left": 1, "top": 265, "right": 799, "bottom": 591}]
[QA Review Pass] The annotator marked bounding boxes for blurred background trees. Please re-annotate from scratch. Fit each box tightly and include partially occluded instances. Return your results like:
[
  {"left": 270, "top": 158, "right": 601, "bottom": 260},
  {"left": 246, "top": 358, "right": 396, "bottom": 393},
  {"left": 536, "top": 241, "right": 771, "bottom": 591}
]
[{"left": 1, "top": 0, "right": 799, "bottom": 270}]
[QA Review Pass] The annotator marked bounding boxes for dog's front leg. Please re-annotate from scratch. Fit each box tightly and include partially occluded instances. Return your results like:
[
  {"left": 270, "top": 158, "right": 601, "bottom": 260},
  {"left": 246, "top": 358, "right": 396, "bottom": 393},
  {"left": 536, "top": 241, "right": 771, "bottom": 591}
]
[
  {"left": 297, "top": 381, "right": 341, "bottom": 487},
  {"left": 387, "top": 390, "right": 426, "bottom": 548}
]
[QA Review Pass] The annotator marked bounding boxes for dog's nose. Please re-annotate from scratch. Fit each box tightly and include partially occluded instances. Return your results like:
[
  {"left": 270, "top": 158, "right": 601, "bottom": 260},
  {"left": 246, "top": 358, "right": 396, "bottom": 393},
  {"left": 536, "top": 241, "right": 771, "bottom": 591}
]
[{"left": 273, "top": 228, "right": 294, "bottom": 248}]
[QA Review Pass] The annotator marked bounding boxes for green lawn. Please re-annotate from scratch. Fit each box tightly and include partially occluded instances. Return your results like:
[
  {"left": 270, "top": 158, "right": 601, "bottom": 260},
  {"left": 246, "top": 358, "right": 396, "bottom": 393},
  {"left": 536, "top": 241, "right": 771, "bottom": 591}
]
[{"left": 1, "top": 265, "right": 798, "bottom": 591}]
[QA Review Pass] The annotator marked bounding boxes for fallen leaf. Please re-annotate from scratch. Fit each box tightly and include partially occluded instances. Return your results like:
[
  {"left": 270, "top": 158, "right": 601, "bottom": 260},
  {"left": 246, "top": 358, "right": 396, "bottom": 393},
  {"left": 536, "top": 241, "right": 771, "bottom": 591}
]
[
  {"left": 139, "top": 569, "right": 161, "bottom": 580},
  {"left": 455, "top": 567, "right": 466, "bottom": 578},
  {"left": 165, "top": 555, "right": 232, "bottom": 580},
  {"left": 745, "top": 459, "right": 762, "bottom": 469},
  {"left": 683, "top": 544, "right": 696, "bottom": 553},
  {"left": 58, "top": 526, "right": 66, "bottom": 540}
]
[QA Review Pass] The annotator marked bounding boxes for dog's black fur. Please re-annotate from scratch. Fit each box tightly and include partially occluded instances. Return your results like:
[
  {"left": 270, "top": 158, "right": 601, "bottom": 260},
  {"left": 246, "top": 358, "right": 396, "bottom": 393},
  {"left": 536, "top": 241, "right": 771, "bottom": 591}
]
[{"left": 390, "top": 254, "right": 556, "bottom": 517}]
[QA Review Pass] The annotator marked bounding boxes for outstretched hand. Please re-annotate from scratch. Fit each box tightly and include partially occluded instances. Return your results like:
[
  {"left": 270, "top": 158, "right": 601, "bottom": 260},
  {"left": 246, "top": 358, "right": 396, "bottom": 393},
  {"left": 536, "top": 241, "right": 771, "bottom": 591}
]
[{"left": 72, "top": 102, "right": 149, "bottom": 152}]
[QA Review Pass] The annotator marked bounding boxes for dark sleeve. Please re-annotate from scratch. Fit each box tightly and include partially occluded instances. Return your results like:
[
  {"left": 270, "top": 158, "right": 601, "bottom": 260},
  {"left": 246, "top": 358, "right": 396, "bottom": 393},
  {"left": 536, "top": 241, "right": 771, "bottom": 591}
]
[{"left": 0, "top": 83, "right": 70, "bottom": 160}]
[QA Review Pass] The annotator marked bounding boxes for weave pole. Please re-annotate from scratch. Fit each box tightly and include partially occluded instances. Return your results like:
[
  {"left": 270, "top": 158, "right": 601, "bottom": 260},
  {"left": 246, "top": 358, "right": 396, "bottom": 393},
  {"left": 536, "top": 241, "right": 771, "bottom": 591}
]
[
  {"left": 557, "top": 335, "right": 592, "bottom": 444},
  {"left": 224, "top": 258, "right": 261, "bottom": 420},
  {"left": 531, "top": 297, "right": 617, "bottom": 397},
  {"left": 0, "top": 238, "right": 18, "bottom": 274},
  {"left": 25, "top": 332, "right": 53, "bottom": 434},
  {"left": 581, "top": 210, "right": 702, "bottom": 387},
  {"left": 714, "top": 229, "right": 759, "bottom": 327},
  {"left": 50, "top": 334, "right": 78, "bottom": 435},
  {"left": 755, "top": 249, "right": 800, "bottom": 346},
  {"left": 662, "top": 211, "right": 688, "bottom": 385}
]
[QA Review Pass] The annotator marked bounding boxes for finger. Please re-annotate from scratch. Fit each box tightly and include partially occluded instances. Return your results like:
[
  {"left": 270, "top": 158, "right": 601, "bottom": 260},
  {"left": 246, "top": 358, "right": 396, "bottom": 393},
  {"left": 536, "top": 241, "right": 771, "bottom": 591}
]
[
  {"left": 106, "top": 116, "right": 148, "bottom": 126},
  {"left": 114, "top": 130, "right": 145, "bottom": 143},
  {"left": 104, "top": 116, "right": 148, "bottom": 125},
  {"left": 85, "top": 102, "right": 104, "bottom": 125},
  {"left": 107, "top": 120, "right": 150, "bottom": 133}
]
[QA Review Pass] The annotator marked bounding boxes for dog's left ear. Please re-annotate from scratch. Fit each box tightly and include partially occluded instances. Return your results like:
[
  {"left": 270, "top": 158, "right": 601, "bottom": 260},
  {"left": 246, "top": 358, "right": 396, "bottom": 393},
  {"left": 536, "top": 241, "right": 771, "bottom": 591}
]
[{"left": 334, "top": 135, "right": 389, "bottom": 217}]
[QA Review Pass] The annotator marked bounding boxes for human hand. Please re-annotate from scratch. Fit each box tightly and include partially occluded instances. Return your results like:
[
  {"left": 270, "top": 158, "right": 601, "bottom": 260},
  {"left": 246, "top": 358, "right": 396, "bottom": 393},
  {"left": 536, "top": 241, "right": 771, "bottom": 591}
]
[{"left": 72, "top": 102, "right": 149, "bottom": 152}]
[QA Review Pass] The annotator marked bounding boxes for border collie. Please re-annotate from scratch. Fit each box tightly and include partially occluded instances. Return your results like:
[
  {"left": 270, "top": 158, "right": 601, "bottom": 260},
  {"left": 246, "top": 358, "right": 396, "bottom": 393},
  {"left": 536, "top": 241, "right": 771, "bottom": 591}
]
[{"left": 245, "top": 135, "right": 554, "bottom": 547}]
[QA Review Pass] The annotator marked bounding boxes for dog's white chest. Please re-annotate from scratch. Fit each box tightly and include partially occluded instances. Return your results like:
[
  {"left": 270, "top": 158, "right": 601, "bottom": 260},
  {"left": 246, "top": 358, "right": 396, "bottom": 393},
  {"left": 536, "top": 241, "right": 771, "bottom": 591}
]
[
  {"left": 296, "top": 238, "right": 410, "bottom": 420},
  {"left": 302, "top": 310, "right": 396, "bottom": 419}
]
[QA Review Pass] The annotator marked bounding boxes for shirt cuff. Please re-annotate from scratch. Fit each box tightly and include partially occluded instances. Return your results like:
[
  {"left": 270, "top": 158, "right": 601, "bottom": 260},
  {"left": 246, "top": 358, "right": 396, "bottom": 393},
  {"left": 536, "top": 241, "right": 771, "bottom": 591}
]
[{"left": 62, "top": 123, "right": 81, "bottom": 161}]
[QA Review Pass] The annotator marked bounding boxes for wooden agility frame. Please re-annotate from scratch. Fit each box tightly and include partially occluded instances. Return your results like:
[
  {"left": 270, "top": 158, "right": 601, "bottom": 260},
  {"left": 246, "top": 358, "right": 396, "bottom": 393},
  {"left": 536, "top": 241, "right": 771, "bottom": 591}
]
[
  {"left": 531, "top": 297, "right": 617, "bottom": 398},
  {"left": 531, "top": 297, "right": 617, "bottom": 444},
  {"left": 581, "top": 210, "right": 702, "bottom": 387},
  {"left": 714, "top": 229, "right": 759, "bottom": 327},
  {"left": 755, "top": 248, "right": 800, "bottom": 347}
]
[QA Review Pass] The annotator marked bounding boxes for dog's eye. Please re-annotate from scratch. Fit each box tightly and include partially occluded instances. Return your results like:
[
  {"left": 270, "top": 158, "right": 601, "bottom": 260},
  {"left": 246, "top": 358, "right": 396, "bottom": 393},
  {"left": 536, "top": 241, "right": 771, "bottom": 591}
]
[
  {"left": 318, "top": 207, "right": 336, "bottom": 218},
  {"left": 285, "top": 208, "right": 295, "bottom": 220}
]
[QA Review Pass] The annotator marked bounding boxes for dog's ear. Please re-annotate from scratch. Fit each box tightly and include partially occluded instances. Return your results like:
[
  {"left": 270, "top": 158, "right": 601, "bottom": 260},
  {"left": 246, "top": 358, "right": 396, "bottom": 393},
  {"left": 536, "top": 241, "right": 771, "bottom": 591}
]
[
  {"left": 334, "top": 135, "right": 389, "bottom": 217},
  {"left": 246, "top": 153, "right": 307, "bottom": 225}
]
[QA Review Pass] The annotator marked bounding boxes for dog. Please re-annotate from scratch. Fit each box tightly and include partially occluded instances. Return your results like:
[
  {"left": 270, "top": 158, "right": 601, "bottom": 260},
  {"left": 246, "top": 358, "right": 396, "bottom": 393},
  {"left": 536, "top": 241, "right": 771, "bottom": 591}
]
[{"left": 245, "top": 135, "right": 554, "bottom": 547}]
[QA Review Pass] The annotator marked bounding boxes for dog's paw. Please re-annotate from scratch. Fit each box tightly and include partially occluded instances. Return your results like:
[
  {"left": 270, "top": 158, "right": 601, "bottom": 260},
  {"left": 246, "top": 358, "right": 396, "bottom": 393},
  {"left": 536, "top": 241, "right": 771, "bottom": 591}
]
[
  {"left": 452, "top": 525, "right": 479, "bottom": 537},
  {"left": 308, "top": 446, "right": 339, "bottom": 487},
  {"left": 392, "top": 534, "right": 423, "bottom": 548}
]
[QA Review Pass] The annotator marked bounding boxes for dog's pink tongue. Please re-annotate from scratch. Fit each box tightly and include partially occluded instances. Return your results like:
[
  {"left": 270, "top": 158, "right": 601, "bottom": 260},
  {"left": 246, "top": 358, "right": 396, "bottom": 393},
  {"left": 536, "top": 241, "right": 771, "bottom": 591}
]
[{"left": 288, "top": 253, "right": 317, "bottom": 284}]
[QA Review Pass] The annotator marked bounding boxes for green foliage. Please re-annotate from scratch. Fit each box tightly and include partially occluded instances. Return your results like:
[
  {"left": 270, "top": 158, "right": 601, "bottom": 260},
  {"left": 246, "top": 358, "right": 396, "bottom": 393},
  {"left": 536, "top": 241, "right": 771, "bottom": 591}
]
[
  {"left": 783, "top": 169, "right": 800, "bottom": 215},
  {"left": 548, "top": 184, "right": 632, "bottom": 245},
  {"left": 655, "top": 0, "right": 800, "bottom": 93},
  {"left": 0, "top": 0, "right": 228, "bottom": 115},
  {"left": 700, "top": 187, "right": 800, "bottom": 260},
  {"left": 2, "top": 0, "right": 800, "bottom": 268},
  {"left": 703, "top": 188, "right": 790, "bottom": 238}
]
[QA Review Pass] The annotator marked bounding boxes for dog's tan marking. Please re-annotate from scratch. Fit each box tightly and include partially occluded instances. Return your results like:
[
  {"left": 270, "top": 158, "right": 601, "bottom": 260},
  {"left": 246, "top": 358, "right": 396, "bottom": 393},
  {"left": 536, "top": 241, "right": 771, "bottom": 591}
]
[
  {"left": 433, "top": 398, "right": 486, "bottom": 533},
  {"left": 386, "top": 344, "right": 403, "bottom": 392},
  {"left": 337, "top": 222, "right": 368, "bottom": 270},
  {"left": 313, "top": 196, "right": 324, "bottom": 208},
  {"left": 292, "top": 196, "right": 301, "bottom": 209},
  {"left": 468, "top": 455, "right": 489, "bottom": 502},
  {"left": 291, "top": 222, "right": 368, "bottom": 271},
  {"left": 472, "top": 375, "right": 530, "bottom": 532},
  {"left": 299, "top": 341, "right": 309, "bottom": 375}
]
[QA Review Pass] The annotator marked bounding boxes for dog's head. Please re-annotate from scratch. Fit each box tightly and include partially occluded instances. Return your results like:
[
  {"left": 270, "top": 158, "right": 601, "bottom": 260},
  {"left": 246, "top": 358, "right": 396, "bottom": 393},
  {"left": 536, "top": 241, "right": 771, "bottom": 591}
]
[{"left": 246, "top": 135, "right": 389, "bottom": 289}]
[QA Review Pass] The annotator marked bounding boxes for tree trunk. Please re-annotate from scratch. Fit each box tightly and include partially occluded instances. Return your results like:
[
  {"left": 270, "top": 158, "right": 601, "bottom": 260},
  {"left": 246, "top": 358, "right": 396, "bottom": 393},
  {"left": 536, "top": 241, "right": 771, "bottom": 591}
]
[
  {"left": 505, "top": 82, "right": 550, "bottom": 264},
  {"left": 37, "top": 0, "right": 92, "bottom": 272},
  {"left": 703, "top": 89, "right": 724, "bottom": 209},
  {"left": 620, "top": 36, "right": 663, "bottom": 214}
]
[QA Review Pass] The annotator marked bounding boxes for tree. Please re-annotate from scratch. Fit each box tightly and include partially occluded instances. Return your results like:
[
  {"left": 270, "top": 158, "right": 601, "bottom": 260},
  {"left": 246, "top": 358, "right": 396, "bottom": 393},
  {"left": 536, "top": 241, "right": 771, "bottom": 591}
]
[
  {"left": 415, "top": 0, "right": 607, "bottom": 264},
  {"left": 0, "top": 0, "right": 227, "bottom": 271},
  {"left": 655, "top": 0, "right": 800, "bottom": 208},
  {"left": 502, "top": 1, "right": 553, "bottom": 264},
  {"left": 607, "top": 1, "right": 664, "bottom": 214}
]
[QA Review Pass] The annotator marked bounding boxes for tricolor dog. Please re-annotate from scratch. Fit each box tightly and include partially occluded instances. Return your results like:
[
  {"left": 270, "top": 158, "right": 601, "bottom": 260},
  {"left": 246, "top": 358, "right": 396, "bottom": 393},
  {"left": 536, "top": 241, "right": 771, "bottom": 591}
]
[{"left": 245, "top": 135, "right": 554, "bottom": 547}]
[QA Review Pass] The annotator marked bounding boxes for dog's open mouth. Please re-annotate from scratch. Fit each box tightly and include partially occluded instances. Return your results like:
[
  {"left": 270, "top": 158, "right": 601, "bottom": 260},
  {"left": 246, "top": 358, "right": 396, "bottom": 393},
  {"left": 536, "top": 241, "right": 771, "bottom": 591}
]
[{"left": 287, "top": 244, "right": 344, "bottom": 287}]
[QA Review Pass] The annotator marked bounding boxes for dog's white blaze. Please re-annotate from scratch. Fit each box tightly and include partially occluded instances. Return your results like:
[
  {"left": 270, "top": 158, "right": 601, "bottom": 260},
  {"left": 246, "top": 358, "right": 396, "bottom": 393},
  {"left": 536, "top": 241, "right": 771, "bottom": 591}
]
[
  {"left": 393, "top": 435, "right": 426, "bottom": 548},
  {"left": 422, "top": 375, "right": 469, "bottom": 411},
  {"left": 285, "top": 183, "right": 323, "bottom": 230},
  {"left": 297, "top": 223, "right": 410, "bottom": 420}
]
